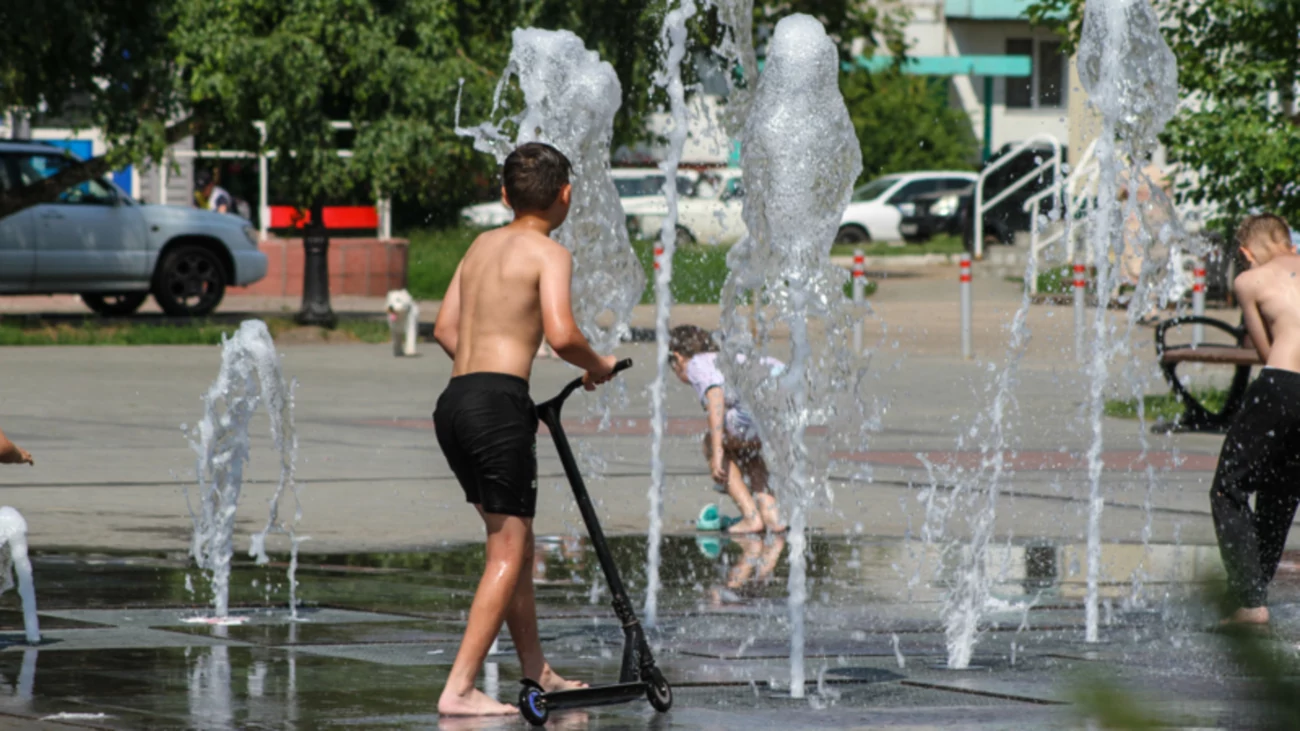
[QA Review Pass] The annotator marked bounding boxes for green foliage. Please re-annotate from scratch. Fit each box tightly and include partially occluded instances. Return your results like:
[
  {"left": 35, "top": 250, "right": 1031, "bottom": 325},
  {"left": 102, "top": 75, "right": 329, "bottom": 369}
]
[
  {"left": 633, "top": 240, "right": 732, "bottom": 305},
  {"left": 1024, "top": 0, "right": 1084, "bottom": 55},
  {"left": 1027, "top": 0, "right": 1300, "bottom": 233},
  {"left": 1161, "top": 0, "right": 1300, "bottom": 232},
  {"left": 840, "top": 70, "right": 979, "bottom": 181},
  {"left": 404, "top": 226, "right": 481, "bottom": 301}
]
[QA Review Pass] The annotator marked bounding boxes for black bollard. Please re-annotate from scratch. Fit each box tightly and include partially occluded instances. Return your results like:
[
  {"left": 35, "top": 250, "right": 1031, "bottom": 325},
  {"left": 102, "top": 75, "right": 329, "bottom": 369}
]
[{"left": 295, "top": 203, "right": 338, "bottom": 328}]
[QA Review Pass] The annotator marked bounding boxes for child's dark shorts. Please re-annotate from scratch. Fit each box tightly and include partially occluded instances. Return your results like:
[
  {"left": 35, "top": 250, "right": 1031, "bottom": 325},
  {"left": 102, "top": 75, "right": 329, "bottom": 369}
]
[{"left": 434, "top": 372, "right": 538, "bottom": 518}]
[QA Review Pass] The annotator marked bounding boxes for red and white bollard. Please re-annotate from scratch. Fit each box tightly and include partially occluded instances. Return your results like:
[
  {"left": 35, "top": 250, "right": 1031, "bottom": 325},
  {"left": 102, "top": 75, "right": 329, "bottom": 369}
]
[
  {"left": 654, "top": 244, "right": 664, "bottom": 272},
  {"left": 960, "top": 253, "right": 972, "bottom": 359},
  {"left": 1192, "top": 265, "right": 1206, "bottom": 347},
  {"left": 852, "top": 249, "right": 865, "bottom": 353},
  {"left": 1073, "top": 262, "right": 1087, "bottom": 358}
]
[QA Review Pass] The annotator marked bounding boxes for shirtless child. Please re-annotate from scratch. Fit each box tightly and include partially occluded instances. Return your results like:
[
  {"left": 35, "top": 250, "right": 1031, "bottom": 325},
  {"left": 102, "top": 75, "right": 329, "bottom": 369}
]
[
  {"left": 432, "top": 142, "right": 618, "bottom": 716},
  {"left": 1210, "top": 213, "right": 1300, "bottom": 626}
]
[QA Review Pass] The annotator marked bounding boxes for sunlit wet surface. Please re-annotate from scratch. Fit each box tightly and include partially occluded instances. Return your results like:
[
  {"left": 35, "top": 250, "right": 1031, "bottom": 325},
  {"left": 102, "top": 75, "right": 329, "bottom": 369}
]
[{"left": 0, "top": 535, "right": 1296, "bottom": 728}]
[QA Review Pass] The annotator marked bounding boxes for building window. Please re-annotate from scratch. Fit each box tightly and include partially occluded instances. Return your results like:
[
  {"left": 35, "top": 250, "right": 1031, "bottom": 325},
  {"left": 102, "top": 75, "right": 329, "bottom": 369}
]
[{"left": 1005, "top": 38, "right": 1066, "bottom": 110}]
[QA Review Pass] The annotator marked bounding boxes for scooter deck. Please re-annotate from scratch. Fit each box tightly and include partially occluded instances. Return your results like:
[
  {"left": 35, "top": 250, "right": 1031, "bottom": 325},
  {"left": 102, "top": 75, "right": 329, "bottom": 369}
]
[{"left": 541, "top": 681, "right": 647, "bottom": 711}]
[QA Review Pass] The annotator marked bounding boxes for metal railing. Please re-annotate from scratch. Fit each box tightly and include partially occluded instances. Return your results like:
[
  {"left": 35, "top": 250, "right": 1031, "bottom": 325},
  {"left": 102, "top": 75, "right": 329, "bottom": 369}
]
[
  {"left": 1023, "top": 139, "right": 1098, "bottom": 293},
  {"left": 154, "top": 121, "right": 392, "bottom": 241},
  {"left": 972, "top": 134, "right": 1062, "bottom": 260}
]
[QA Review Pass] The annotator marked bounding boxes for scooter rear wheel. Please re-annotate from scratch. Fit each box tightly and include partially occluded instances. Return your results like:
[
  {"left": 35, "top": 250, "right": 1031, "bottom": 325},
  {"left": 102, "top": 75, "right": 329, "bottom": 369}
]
[
  {"left": 519, "top": 681, "right": 549, "bottom": 726},
  {"left": 646, "top": 666, "right": 673, "bottom": 712}
]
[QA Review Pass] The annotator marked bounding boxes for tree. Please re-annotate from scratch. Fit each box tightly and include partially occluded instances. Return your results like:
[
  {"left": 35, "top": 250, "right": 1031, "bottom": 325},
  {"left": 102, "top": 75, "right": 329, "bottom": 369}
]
[
  {"left": 0, "top": 0, "right": 915, "bottom": 222},
  {"left": 1026, "top": 0, "right": 1300, "bottom": 232},
  {"left": 0, "top": 0, "right": 192, "bottom": 218},
  {"left": 841, "top": 70, "right": 980, "bottom": 181}
]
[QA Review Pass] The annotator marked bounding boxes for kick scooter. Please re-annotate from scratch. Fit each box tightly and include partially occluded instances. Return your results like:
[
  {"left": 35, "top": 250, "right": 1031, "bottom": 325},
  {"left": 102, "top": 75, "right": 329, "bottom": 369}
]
[{"left": 518, "top": 358, "right": 673, "bottom": 726}]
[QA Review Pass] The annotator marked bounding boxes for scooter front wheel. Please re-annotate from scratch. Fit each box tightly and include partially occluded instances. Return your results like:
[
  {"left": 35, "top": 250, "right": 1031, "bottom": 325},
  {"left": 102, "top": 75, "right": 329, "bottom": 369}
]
[
  {"left": 646, "top": 666, "right": 673, "bottom": 712},
  {"left": 519, "top": 681, "right": 549, "bottom": 726}
]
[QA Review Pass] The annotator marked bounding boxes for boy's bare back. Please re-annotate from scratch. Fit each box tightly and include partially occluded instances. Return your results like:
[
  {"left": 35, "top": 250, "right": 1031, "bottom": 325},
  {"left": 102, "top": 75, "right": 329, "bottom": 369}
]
[
  {"left": 1237, "top": 254, "right": 1300, "bottom": 373},
  {"left": 445, "top": 227, "right": 570, "bottom": 380}
]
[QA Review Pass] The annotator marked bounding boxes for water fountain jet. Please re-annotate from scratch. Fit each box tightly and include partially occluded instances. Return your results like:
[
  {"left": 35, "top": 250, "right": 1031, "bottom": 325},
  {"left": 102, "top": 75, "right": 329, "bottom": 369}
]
[
  {"left": 1076, "top": 0, "right": 1178, "bottom": 643},
  {"left": 719, "top": 14, "right": 862, "bottom": 697},
  {"left": 644, "top": 0, "right": 699, "bottom": 629},
  {"left": 186, "top": 320, "right": 299, "bottom": 619},
  {"left": 0, "top": 506, "right": 39, "bottom": 644}
]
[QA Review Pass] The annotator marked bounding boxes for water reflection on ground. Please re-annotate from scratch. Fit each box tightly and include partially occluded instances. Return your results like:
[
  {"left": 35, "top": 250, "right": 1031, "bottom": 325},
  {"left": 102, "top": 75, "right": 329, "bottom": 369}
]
[{"left": 0, "top": 535, "right": 1291, "bottom": 729}]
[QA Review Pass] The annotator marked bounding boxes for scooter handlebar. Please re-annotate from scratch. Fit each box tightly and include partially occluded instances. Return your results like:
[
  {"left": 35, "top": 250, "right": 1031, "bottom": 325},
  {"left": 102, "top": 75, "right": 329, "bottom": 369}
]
[{"left": 543, "top": 358, "right": 634, "bottom": 411}]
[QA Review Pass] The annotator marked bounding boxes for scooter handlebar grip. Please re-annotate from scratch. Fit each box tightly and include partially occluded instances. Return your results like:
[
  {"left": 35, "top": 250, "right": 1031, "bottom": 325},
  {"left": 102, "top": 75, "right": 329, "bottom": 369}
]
[{"left": 612, "top": 358, "right": 633, "bottom": 376}]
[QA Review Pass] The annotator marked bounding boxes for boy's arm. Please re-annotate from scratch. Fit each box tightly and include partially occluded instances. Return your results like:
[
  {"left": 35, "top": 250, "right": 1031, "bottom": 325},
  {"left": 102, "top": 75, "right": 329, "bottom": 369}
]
[
  {"left": 1236, "top": 272, "right": 1272, "bottom": 362},
  {"left": 432, "top": 263, "right": 464, "bottom": 360},
  {"left": 539, "top": 245, "right": 616, "bottom": 383},
  {"left": 704, "top": 388, "right": 727, "bottom": 483}
]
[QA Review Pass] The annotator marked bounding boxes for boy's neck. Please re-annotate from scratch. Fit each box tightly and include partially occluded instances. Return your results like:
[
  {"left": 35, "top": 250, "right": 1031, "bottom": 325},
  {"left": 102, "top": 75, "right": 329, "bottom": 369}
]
[{"left": 508, "top": 212, "right": 557, "bottom": 236}]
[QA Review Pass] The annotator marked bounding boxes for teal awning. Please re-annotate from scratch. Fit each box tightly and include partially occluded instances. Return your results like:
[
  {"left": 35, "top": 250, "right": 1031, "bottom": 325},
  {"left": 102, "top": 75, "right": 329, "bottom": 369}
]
[
  {"left": 846, "top": 54, "right": 1032, "bottom": 77},
  {"left": 944, "top": 0, "right": 1043, "bottom": 20}
]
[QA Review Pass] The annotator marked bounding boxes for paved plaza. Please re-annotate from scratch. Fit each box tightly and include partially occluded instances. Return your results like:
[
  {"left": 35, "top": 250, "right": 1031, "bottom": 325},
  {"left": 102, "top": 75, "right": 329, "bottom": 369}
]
[{"left": 0, "top": 270, "right": 1292, "bottom": 729}]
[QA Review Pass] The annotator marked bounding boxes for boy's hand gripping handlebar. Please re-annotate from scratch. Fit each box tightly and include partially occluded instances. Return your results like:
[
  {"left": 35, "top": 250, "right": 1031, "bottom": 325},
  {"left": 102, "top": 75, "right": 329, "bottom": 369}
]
[{"left": 543, "top": 359, "right": 633, "bottom": 411}]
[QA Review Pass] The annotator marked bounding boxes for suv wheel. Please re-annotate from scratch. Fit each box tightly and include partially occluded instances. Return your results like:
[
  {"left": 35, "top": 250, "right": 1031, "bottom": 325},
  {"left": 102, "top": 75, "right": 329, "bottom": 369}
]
[
  {"left": 835, "top": 225, "right": 869, "bottom": 245},
  {"left": 153, "top": 245, "right": 227, "bottom": 317},
  {"left": 81, "top": 292, "right": 149, "bottom": 317}
]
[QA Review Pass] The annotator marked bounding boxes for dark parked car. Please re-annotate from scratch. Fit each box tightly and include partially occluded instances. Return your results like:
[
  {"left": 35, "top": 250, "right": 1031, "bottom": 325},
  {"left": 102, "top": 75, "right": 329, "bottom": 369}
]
[
  {"left": 979, "top": 142, "right": 1062, "bottom": 235},
  {"left": 899, "top": 186, "right": 1013, "bottom": 250}
]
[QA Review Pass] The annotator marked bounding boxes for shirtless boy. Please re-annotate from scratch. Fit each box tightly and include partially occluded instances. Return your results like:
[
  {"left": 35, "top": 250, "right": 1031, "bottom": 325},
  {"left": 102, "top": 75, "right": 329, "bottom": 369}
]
[
  {"left": 1210, "top": 213, "right": 1300, "bottom": 626},
  {"left": 432, "top": 142, "right": 617, "bottom": 715}
]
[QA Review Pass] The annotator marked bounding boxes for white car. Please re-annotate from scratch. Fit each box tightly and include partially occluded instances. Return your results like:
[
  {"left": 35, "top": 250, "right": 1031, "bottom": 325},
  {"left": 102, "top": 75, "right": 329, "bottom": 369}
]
[
  {"left": 625, "top": 168, "right": 746, "bottom": 245},
  {"left": 0, "top": 141, "right": 268, "bottom": 316},
  {"left": 460, "top": 167, "right": 695, "bottom": 228},
  {"left": 837, "top": 171, "right": 978, "bottom": 243}
]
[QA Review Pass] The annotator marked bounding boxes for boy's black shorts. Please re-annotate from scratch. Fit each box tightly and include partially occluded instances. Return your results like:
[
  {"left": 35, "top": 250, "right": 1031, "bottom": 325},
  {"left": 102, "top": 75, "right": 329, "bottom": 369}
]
[{"left": 434, "top": 372, "right": 539, "bottom": 518}]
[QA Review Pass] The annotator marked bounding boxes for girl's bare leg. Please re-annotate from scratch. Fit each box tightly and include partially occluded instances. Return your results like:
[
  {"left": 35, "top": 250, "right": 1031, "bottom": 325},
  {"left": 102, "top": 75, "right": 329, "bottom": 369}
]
[{"left": 744, "top": 453, "right": 785, "bottom": 532}]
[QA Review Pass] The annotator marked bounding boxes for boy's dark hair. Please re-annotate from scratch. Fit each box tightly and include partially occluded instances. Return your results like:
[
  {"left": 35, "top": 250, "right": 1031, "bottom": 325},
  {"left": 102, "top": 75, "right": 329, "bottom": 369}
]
[
  {"left": 668, "top": 324, "right": 718, "bottom": 359},
  {"left": 503, "top": 142, "right": 571, "bottom": 213},
  {"left": 1236, "top": 213, "right": 1291, "bottom": 249}
]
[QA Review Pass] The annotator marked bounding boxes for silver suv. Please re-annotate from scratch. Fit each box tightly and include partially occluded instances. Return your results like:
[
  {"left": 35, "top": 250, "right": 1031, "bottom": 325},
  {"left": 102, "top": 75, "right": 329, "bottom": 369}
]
[{"left": 0, "top": 141, "right": 268, "bottom": 316}]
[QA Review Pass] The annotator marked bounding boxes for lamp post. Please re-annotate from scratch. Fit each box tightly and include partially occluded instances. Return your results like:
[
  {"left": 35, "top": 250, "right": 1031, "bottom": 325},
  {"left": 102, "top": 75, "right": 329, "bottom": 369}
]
[{"left": 296, "top": 202, "right": 337, "bottom": 327}]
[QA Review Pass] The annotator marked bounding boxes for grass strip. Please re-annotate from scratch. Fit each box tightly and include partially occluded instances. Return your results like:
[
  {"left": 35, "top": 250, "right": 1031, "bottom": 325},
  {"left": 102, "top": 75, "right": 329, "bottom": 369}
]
[
  {"left": 0, "top": 318, "right": 391, "bottom": 346},
  {"left": 407, "top": 226, "right": 877, "bottom": 305},
  {"left": 1104, "top": 388, "right": 1229, "bottom": 422}
]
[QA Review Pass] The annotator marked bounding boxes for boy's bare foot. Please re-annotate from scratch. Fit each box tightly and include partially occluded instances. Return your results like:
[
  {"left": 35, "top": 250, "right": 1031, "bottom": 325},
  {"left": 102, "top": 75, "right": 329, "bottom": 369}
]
[
  {"left": 539, "top": 665, "right": 589, "bottom": 692},
  {"left": 437, "top": 688, "right": 517, "bottom": 716},
  {"left": 726, "top": 517, "right": 765, "bottom": 534},
  {"left": 1220, "top": 606, "right": 1270, "bottom": 626}
]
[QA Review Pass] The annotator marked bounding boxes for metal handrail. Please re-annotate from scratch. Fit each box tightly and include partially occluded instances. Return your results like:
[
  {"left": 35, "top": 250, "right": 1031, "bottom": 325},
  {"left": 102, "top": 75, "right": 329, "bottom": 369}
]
[
  {"left": 973, "top": 134, "right": 1062, "bottom": 259},
  {"left": 1023, "top": 140, "right": 1100, "bottom": 291}
]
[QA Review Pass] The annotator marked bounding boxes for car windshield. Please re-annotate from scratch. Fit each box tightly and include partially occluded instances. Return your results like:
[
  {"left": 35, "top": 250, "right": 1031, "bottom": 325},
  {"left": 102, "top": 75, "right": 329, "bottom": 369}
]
[
  {"left": 852, "top": 176, "right": 900, "bottom": 202},
  {"left": 614, "top": 176, "right": 693, "bottom": 198}
]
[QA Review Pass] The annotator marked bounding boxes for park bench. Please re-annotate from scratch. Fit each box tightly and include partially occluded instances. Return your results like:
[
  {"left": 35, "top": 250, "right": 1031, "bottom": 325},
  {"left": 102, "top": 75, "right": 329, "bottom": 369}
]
[{"left": 1153, "top": 315, "right": 1261, "bottom": 433}]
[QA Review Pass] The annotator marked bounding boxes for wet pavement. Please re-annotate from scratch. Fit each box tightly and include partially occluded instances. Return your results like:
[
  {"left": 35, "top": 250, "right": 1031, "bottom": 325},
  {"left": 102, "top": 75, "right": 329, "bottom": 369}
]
[{"left": 0, "top": 535, "right": 1296, "bottom": 729}]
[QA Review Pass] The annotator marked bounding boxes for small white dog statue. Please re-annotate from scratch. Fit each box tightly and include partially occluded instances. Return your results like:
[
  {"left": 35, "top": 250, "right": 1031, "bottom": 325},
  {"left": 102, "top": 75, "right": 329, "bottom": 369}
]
[{"left": 385, "top": 289, "right": 420, "bottom": 357}]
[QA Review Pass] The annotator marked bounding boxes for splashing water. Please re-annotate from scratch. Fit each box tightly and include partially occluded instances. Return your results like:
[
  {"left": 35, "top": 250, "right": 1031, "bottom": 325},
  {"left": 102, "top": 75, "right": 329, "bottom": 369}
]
[
  {"left": 0, "top": 507, "right": 40, "bottom": 643},
  {"left": 1076, "top": 0, "right": 1178, "bottom": 643},
  {"left": 644, "top": 0, "right": 699, "bottom": 629},
  {"left": 719, "top": 14, "right": 862, "bottom": 698},
  {"left": 186, "top": 320, "right": 300, "bottom": 618},
  {"left": 712, "top": 0, "right": 757, "bottom": 137},
  {"left": 922, "top": 248, "right": 1039, "bottom": 668},
  {"left": 456, "top": 28, "right": 645, "bottom": 354}
]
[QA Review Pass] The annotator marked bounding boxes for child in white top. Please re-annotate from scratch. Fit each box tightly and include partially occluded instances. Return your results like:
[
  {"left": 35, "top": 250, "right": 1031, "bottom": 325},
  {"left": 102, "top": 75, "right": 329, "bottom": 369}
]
[{"left": 668, "top": 324, "right": 785, "bottom": 534}]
